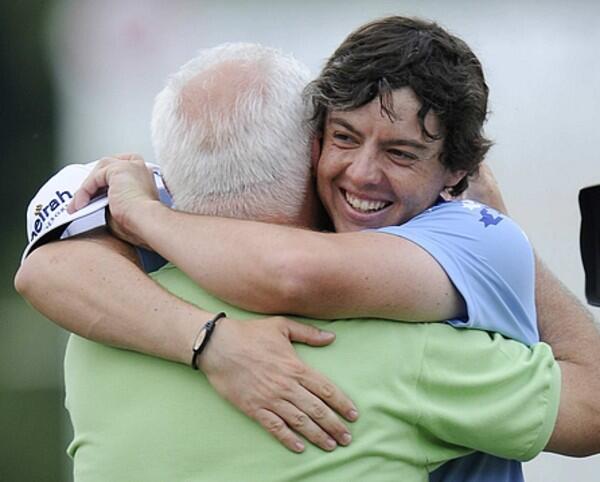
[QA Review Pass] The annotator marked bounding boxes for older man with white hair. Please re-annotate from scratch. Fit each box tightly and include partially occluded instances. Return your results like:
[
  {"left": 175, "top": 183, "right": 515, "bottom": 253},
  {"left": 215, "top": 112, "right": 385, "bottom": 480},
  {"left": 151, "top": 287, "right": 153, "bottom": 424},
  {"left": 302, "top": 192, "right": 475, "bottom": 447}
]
[{"left": 152, "top": 43, "right": 314, "bottom": 223}]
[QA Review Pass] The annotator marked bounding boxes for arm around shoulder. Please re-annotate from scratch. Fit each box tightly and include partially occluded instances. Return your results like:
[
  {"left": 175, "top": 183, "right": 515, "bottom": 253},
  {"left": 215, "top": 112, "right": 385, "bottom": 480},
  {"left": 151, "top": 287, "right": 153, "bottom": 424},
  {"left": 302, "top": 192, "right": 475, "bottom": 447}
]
[
  {"left": 128, "top": 203, "right": 464, "bottom": 322},
  {"left": 537, "top": 257, "right": 600, "bottom": 456},
  {"left": 15, "top": 231, "right": 204, "bottom": 364},
  {"left": 273, "top": 230, "right": 465, "bottom": 321}
]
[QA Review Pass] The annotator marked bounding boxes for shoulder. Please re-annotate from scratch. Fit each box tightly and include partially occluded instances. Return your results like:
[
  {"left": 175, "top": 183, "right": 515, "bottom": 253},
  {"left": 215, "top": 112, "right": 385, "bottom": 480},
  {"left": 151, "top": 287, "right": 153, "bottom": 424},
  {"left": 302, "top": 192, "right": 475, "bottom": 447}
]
[
  {"left": 377, "top": 199, "right": 532, "bottom": 261},
  {"left": 375, "top": 200, "right": 538, "bottom": 343},
  {"left": 377, "top": 199, "right": 533, "bottom": 273},
  {"left": 386, "top": 199, "right": 525, "bottom": 237}
]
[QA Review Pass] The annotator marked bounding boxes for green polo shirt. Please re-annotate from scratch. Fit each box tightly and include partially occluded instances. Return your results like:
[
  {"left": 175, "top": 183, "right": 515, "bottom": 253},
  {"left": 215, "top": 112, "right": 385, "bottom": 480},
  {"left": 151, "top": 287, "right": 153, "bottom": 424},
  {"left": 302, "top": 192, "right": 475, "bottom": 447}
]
[{"left": 65, "top": 264, "right": 560, "bottom": 482}]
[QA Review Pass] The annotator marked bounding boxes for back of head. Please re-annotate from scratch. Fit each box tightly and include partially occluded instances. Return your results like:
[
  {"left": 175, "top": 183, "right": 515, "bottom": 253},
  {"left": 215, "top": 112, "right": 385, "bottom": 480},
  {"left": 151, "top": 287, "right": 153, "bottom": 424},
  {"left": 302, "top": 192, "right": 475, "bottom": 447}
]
[
  {"left": 152, "top": 43, "right": 312, "bottom": 221},
  {"left": 306, "top": 16, "right": 491, "bottom": 195}
]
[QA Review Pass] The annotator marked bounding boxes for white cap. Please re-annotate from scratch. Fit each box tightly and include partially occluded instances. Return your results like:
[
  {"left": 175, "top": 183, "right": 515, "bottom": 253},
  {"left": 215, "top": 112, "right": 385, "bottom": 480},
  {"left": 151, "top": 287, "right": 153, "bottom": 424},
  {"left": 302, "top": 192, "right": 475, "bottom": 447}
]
[{"left": 22, "top": 161, "right": 108, "bottom": 261}]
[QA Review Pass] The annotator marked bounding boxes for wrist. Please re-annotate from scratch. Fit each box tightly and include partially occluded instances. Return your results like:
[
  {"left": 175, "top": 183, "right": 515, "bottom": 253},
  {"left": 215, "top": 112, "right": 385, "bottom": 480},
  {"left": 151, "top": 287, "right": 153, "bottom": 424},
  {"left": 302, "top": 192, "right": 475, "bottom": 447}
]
[
  {"left": 191, "top": 312, "right": 227, "bottom": 370},
  {"left": 122, "top": 199, "right": 166, "bottom": 248},
  {"left": 197, "top": 316, "right": 238, "bottom": 373}
]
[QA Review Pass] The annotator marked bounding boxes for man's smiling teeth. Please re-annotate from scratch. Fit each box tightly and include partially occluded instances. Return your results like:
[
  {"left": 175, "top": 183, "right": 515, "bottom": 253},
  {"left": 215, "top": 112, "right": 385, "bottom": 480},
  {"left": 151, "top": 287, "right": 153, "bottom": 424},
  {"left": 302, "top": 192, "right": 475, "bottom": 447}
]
[{"left": 344, "top": 191, "right": 390, "bottom": 213}]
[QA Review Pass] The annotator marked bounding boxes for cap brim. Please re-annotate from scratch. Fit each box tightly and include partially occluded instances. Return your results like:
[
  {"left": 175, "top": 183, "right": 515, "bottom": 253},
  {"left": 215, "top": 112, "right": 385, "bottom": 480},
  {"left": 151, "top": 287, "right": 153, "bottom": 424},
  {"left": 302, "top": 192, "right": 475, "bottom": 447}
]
[
  {"left": 21, "top": 194, "right": 109, "bottom": 262},
  {"left": 21, "top": 162, "right": 108, "bottom": 262}
]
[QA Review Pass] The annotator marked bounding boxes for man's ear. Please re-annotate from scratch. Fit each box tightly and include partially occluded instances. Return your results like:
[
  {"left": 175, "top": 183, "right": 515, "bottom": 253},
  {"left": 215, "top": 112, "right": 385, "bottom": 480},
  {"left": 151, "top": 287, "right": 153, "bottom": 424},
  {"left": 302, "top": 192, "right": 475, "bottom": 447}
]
[
  {"left": 445, "top": 169, "right": 467, "bottom": 190},
  {"left": 310, "top": 136, "right": 322, "bottom": 174}
]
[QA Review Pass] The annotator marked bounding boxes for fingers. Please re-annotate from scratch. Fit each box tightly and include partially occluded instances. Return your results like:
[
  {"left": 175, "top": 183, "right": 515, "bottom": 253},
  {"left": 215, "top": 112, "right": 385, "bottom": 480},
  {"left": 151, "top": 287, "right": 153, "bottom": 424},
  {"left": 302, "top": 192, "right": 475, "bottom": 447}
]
[
  {"left": 282, "top": 386, "right": 353, "bottom": 449},
  {"left": 253, "top": 365, "right": 355, "bottom": 450},
  {"left": 300, "top": 366, "right": 359, "bottom": 424},
  {"left": 68, "top": 157, "right": 118, "bottom": 213},
  {"left": 254, "top": 408, "right": 305, "bottom": 453},
  {"left": 283, "top": 318, "right": 335, "bottom": 347},
  {"left": 273, "top": 399, "right": 342, "bottom": 451},
  {"left": 255, "top": 395, "right": 348, "bottom": 453},
  {"left": 68, "top": 155, "right": 150, "bottom": 214},
  {"left": 68, "top": 164, "right": 110, "bottom": 213},
  {"left": 279, "top": 318, "right": 359, "bottom": 423},
  {"left": 278, "top": 317, "right": 358, "bottom": 424},
  {"left": 204, "top": 317, "right": 358, "bottom": 453}
]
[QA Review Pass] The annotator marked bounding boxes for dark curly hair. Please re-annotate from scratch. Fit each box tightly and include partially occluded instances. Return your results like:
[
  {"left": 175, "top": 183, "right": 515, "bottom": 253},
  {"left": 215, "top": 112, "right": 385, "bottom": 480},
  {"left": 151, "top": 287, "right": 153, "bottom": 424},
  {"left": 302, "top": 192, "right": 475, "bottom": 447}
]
[{"left": 305, "top": 16, "right": 492, "bottom": 195}]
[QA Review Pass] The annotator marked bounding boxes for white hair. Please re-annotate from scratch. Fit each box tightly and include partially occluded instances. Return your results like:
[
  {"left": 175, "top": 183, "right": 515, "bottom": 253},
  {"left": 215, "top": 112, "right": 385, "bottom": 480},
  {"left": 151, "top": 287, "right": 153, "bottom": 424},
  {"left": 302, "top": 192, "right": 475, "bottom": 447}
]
[{"left": 151, "top": 42, "right": 313, "bottom": 222}]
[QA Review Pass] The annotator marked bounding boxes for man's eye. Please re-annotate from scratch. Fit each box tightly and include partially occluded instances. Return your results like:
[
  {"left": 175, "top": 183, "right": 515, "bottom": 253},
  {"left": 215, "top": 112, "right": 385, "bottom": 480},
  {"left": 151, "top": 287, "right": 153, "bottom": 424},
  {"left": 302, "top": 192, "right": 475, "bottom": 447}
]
[
  {"left": 333, "top": 132, "right": 355, "bottom": 144},
  {"left": 389, "top": 149, "right": 417, "bottom": 163}
]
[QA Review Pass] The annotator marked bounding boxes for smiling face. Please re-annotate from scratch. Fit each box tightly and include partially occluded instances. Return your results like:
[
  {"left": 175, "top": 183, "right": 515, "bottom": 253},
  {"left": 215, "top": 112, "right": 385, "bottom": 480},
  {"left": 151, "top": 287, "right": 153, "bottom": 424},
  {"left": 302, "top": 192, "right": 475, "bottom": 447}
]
[{"left": 316, "top": 87, "right": 465, "bottom": 233}]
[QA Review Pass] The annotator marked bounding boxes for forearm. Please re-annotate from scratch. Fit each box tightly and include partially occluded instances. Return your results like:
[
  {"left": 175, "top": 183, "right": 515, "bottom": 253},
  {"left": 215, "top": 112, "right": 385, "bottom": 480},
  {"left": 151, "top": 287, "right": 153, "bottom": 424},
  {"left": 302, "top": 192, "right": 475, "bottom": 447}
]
[
  {"left": 121, "top": 200, "right": 462, "bottom": 321},
  {"left": 536, "top": 256, "right": 600, "bottom": 455},
  {"left": 548, "top": 361, "right": 600, "bottom": 456},
  {"left": 15, "top": 232, "right": 208, "bottom": 364},
  {"left": 536, "top": 256, "right": 599, "bottom": 361},
  {"left": 124, "top": 200, "right": 308, "bottom": 313}
]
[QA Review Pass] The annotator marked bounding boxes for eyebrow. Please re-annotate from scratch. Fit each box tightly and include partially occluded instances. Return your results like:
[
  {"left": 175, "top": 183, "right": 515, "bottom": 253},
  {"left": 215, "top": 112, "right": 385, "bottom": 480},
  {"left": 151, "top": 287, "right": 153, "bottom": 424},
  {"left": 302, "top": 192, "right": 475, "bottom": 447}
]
[{"left": 328, "top": 116, "right": 429, "bottom": 151}]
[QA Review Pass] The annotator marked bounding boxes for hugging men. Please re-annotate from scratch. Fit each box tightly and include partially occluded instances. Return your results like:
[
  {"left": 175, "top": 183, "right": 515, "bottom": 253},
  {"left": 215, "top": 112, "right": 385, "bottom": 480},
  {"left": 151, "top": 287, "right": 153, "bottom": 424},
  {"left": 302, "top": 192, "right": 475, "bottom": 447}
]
[{"left": 16, "top": 16, "right": 600, "bottom": 482}]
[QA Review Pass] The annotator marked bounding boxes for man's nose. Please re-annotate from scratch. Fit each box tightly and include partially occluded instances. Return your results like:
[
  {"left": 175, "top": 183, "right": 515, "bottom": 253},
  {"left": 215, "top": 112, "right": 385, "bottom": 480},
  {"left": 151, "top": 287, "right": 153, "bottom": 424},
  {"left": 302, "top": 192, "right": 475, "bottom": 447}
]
[{"left": 345, "top": 147, "right": 382, "bottom": 187}]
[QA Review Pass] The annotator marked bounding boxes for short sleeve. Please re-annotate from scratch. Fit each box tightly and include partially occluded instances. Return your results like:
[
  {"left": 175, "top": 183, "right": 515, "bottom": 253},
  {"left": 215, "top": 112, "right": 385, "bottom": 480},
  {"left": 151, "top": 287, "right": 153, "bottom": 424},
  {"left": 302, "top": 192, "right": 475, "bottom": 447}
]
[
  {"left": 377, "top": 200, "right": 538, "bottom": 345},
  {"left": 417, "top": 324, "right": 560, "bottom": 463}
]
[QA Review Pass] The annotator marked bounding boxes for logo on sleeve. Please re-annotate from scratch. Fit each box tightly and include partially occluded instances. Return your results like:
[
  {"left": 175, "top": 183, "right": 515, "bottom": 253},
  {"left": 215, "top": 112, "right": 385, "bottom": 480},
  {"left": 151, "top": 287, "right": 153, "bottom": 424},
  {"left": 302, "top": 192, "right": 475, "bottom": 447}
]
[
  {"left": 479, "top": 208, "right": 503, "bottom": 228},
  {"left": 461, "top": 200, "right": 482, "bottom": 211}
]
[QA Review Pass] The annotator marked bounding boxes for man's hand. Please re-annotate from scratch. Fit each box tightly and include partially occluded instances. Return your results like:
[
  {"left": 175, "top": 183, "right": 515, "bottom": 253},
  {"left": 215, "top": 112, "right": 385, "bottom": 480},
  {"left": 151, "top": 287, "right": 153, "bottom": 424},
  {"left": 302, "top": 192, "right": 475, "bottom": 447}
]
[
  {"left": 199, "top": 316, "right": 358, "bottom": 453},
  {"left": 68, "top": 154, "right": 159, "bottom": 246}
]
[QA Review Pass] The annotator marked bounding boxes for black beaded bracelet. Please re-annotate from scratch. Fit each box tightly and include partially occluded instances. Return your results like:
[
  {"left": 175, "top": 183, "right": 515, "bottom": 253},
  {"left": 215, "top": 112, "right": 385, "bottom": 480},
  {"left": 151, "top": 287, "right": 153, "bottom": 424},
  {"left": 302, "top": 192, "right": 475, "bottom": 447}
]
[{"left": 191, "top": 312, "right": 227, "bottom": 370}]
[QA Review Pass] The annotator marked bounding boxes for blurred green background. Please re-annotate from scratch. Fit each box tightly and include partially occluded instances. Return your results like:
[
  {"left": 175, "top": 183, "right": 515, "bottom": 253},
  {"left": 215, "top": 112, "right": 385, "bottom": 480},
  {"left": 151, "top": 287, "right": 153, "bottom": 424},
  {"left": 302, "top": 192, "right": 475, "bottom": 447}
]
[{"left": 1, "top": 2, "right": 71, "bottom": 481}]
